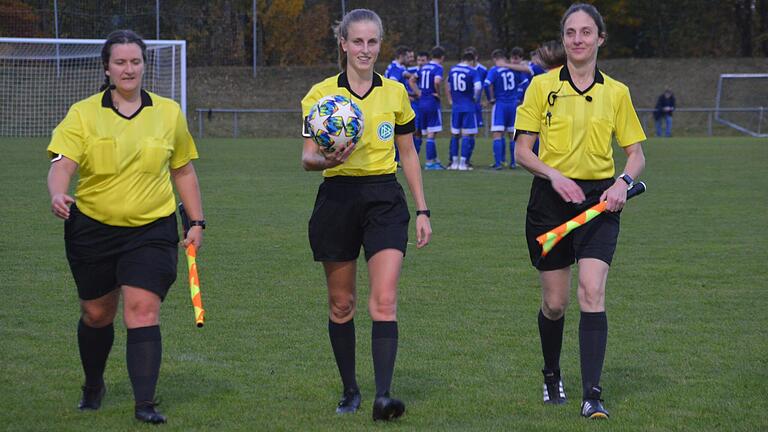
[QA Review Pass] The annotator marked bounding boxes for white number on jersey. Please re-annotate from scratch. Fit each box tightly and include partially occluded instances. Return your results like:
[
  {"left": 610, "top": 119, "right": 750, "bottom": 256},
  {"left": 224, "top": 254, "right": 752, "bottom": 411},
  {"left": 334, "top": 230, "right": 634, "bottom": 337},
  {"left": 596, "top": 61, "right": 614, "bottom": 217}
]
[
  {"left": 502, "top": 71, "right": 516, "bottom": 91},
  {"left": 420, "top": 70, "right": 432, "bottom": 90},
  {"left": 452, "top": 73, "right": 467, "bottom": 92}
]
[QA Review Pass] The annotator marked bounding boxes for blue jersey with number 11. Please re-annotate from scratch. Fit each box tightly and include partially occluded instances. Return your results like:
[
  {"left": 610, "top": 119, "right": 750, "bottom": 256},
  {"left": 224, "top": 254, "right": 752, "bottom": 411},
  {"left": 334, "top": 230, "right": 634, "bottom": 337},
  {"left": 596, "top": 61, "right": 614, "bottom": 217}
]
[{"left": 416, "top": 62, "right": 443, "bottom": 110}]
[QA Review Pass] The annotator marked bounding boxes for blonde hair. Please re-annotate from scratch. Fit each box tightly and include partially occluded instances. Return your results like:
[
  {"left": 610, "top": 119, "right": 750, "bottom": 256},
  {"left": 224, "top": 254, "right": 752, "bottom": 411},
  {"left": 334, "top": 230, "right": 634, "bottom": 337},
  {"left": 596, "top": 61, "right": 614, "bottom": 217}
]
[{"left": 334, "top": 9, "right": 383, "bottom": 71}]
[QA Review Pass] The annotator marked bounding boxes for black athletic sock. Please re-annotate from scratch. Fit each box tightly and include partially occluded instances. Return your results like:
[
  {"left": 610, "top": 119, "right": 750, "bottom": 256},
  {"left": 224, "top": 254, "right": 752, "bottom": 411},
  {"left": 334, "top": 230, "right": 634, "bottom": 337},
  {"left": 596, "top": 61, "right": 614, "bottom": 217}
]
[
  {"left": 77, "top": 319, "right": 114, "bottom": 387},
  {"left": 126, "top": 326, "right": 162, "bottom": 404},
  {"left": 538, "top": 310, "right": 565, "bottom": 372},
  {"left": 328, "top": 319, "right": 358, "bottom": 392},
  {"left": 579, "top": 311, "right": 608, "bottom": 399},
  {"left": 372, "top": 321, "right": 398, "bottom": 398}
]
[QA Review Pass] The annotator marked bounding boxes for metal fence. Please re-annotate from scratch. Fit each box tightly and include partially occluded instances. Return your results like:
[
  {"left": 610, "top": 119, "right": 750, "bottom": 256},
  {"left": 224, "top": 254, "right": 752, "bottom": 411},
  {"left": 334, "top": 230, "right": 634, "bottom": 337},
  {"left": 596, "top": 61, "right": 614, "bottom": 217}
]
[{"left": 194, "top": 107, "right": 767, "bottom": 139}]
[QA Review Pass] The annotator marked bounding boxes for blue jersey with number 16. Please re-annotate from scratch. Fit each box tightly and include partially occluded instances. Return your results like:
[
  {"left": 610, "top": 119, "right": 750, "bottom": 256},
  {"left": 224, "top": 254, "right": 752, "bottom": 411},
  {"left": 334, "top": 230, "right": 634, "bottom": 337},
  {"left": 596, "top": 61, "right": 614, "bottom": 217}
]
[{"left": 448, "top": 64, "right": 481, "bottom": 113}]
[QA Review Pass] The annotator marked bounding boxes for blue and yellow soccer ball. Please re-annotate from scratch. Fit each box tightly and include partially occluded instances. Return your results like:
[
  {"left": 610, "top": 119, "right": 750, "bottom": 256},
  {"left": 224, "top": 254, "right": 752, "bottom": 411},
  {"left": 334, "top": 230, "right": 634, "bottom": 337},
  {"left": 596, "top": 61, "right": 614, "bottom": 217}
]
[{"left": 307, "top": 95, "right": 364, "bottom": 153}]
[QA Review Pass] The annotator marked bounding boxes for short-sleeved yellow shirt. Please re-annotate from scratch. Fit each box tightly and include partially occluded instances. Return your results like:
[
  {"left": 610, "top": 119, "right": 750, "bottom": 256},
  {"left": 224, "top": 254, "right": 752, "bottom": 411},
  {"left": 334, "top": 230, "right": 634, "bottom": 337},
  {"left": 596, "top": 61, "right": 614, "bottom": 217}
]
[
  {"left": 301, "top": 72, "right": 416, "bottom": 177},
  {"left": 47, "top": 90, "right": 198, "bottom": 227},
  {"left": 515, "top": 66, "right": 646, "bottom": 180}
]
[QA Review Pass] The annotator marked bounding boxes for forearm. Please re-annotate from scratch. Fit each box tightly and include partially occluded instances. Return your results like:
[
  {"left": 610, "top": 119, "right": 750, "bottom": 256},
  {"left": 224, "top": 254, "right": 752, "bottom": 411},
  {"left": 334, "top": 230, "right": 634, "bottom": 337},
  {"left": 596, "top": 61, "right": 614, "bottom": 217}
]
[
  {"left": 47, "top": 158, "right": 77, "bottom": 198},
  {"left": 396, "top": 136, "right": 428, "bottom": 210},
  {"left": 171, "top": 163, "right": 204, "bottom": 220},
  {"left": 302, "top": 138, "right": 337, "bottom": 171},
  {"left": 514, "top": 134, "right": 560, "bottom": 180},
  {"left": 618, "top": 143, "right": 646, "bottom": 180}
]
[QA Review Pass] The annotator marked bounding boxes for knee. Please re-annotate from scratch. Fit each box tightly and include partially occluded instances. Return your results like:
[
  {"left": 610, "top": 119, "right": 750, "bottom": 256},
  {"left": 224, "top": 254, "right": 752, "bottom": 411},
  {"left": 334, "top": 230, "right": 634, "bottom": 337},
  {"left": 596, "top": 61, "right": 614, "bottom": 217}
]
[
  {"left": 81, "top": 309, "right": 114, "bottom": 328},
  {"left": 124, "top": 302, "right": 159, "bottom": 326},
  {"left": 329, "top": 296, "right": 356, "bottom": 322},
  {"left": 369, "top": 292, "right": 397, "bottom": 319},
  {"left": 578, "top": 284, "right": 605, "bottom": 310},
  {"left": 541, "top": 300, "right": 566, "bottom": 320}
]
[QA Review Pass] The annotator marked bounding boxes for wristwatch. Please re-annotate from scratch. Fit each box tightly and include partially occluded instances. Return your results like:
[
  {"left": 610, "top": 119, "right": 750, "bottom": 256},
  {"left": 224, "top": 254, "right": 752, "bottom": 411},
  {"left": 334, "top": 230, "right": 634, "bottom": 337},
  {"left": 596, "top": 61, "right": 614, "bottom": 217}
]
[
  {"left": 416, "top": 210, "right": 431, "bottom": 218},
  {"left": 618, "top": 173, "right": 634, "bottom": 188},
  {"left": 190, "top": 220, "right": 206, "bottom": 229}
]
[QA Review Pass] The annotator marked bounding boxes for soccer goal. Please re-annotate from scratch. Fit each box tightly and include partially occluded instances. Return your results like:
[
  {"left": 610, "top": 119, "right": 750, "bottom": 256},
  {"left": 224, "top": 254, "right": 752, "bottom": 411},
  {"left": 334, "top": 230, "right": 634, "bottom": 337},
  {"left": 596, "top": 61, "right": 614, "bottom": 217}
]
[
  {"left": 0, "top": 37, "right": 186, "bottom": 137},
  {"left": 714, "top": 73, "right": 768, "bottom": 138}
]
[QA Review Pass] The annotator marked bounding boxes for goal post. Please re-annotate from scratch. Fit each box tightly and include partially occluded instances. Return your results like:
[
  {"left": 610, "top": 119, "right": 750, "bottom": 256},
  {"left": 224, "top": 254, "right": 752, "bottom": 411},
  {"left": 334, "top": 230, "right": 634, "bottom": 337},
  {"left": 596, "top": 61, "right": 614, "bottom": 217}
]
[
  {"left": 714, "top": 73, "right": 768, "bottom": 138},
  {"left": 0, "top": 37, "right": 186, "bottom": 137}
]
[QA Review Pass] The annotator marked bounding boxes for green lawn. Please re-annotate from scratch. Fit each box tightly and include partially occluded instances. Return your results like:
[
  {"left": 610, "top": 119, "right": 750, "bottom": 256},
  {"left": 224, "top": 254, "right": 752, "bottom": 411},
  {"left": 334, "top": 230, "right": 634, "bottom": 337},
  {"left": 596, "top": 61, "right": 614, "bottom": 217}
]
[{"left": 1, "top": 137, "right": 766, "bottom": 431}]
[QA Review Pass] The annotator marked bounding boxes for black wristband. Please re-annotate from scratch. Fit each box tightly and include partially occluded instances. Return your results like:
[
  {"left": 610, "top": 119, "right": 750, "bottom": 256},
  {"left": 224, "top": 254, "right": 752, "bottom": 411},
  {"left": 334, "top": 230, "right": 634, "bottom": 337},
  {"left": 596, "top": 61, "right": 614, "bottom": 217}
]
[
  {"left": 190, "top": 220, "right": 206, "bottom": 229},
  {"left": 416, "top": 210, "right": 431, "bottom": 218}
]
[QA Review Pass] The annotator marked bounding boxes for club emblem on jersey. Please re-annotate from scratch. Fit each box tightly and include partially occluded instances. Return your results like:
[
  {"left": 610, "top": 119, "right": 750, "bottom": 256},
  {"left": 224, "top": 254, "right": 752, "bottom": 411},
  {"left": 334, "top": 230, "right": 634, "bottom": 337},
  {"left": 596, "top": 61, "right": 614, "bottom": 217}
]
[{"left": 378, "top": 122, "right": 394, "bottom": 140}]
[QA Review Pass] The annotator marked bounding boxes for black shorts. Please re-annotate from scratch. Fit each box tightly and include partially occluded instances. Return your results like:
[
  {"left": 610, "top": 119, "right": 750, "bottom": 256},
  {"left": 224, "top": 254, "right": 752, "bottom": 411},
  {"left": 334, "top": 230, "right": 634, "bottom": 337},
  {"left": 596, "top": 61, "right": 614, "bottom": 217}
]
[
  {"left": 64, "top": 204, "right": 179, "bottom": 301},
  {"left": 525, "top": 177, "right": 620, "bottom": 271},
  {"left": 309, "top": 174, "right": 410, "bottom": 262}
]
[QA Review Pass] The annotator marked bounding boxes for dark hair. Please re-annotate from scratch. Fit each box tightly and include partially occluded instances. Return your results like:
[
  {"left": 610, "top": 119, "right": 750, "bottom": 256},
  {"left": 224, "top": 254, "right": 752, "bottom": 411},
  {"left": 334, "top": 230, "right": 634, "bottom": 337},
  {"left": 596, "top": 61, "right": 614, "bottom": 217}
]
[
  {"left": 461, "top": 50, "right": 475, "bottom": 62},
  {"left": 464, "top": 46, "right": 479, "bottom": 59},
  {"left": 491, "top": 49, "right": 507, "bottom": 60},
  {"left": 560, "top": 3, "right": 607, "bottom": 40},
  {"left": 535, "top": 40, "right": 566, "bottom": 69},
  {"left": 417, "top": 51, "right": 429, "bottom": 58},
  {"left": 100, "top": 29, "right": 147, "bottom": 91},
  {"left": 430, "top": 46, "right": 445, "bottom": 59},
  {"left": 510, "top": 47, "right": 524, "bottom": 58},
  {"left": 394, "top": 45, "right": 410, "bottom": 58},
  {"left": 334, "top": 9, "right": 383, "bottom": 71}
]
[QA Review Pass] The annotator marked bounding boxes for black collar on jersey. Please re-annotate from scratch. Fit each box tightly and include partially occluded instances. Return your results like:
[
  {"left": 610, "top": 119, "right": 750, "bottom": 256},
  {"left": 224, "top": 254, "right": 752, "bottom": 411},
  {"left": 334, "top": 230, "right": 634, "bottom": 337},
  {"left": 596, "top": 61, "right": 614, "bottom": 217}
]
[
  {"left": 337, "top": 72, "right": 383, "bottom": 100},
  {"left": 559, "top": 65, "right": 604, "bottom": 95},
  {"left": 101, "top": 89, "right": 153, "bottom": 120}
]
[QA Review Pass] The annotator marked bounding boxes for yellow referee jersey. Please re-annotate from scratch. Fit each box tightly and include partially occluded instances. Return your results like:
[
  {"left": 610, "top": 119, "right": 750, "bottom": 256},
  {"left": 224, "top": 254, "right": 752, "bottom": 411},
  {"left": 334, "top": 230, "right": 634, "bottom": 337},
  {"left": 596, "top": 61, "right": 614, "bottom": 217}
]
[
  {"left": 301, "top": 72, "right": 416, "bottom": 177},
  {"left": 47, "top": 90, "right": 198, "bottom": 227},
  {"left": 515, "top": 66, "right": 646, "bottom": 180}
]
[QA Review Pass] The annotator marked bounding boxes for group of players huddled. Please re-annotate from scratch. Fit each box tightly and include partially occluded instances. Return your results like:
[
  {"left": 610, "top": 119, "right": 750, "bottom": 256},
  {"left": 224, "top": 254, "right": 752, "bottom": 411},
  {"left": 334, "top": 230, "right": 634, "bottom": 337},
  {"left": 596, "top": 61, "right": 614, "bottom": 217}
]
[{"left": 384, "top": 41, "right": 565, "bottom": 171}]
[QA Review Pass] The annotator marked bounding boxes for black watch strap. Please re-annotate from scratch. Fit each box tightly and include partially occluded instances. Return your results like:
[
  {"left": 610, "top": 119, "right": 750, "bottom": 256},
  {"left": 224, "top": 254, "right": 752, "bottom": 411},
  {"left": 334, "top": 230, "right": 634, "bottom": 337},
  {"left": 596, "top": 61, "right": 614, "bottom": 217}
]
[
  {"left": 416, "top": 210, "right": 431, "bottom": 217},
  {"left": 190, "top": 220, "right": 206, "bottom": 229}
]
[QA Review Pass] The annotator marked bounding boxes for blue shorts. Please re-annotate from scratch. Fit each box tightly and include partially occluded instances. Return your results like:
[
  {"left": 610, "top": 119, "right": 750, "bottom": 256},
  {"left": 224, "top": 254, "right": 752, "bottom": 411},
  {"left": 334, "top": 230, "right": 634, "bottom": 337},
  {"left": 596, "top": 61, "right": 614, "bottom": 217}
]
[
  {"left": 410, "top": 100, "right": 420, "bottom": 134},
  {"left": 491, "top": 101, "right": 517, "bottom": 133},
  {"left": 450, "top": 111, "right": 478, "bottom": 135},
  {"left": 418, "top": 106, "right": 443, "bottom": 134}
]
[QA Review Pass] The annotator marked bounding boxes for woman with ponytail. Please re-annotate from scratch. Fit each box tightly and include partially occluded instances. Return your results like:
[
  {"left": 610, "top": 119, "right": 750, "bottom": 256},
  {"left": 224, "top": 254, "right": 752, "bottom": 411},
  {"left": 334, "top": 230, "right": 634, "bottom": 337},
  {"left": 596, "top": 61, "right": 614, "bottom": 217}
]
[{"left": 301, "top": 9, "right": 431, "bottom": 422}]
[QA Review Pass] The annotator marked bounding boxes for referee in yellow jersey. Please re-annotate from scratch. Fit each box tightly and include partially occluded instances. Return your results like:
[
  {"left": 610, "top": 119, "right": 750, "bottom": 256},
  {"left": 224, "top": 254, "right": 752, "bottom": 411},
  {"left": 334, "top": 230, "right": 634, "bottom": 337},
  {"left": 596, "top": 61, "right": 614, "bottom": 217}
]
[
  {"left": 514, "top": 4, "right": 646, "bottom": 419},
  {"left": 47, "top": 30, "right": 204, "bottom": 424},
  {"left": 301, "top": 9, "right": 431, "bottom": 422}
]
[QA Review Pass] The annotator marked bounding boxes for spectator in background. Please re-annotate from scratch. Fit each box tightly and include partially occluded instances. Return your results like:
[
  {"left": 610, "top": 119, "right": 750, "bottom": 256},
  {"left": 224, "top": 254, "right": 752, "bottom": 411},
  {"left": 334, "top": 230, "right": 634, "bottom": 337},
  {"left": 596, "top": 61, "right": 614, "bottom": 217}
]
[{"left": 654, "top": 88, "right": 675, "bottom": 137}]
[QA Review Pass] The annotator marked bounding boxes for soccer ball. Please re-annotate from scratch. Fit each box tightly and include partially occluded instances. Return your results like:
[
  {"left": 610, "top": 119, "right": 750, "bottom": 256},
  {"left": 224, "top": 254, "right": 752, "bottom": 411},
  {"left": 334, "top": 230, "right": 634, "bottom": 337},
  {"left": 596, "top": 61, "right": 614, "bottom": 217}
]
[{"left": 306, "top": 95, "right": 364, "bottom": 153}]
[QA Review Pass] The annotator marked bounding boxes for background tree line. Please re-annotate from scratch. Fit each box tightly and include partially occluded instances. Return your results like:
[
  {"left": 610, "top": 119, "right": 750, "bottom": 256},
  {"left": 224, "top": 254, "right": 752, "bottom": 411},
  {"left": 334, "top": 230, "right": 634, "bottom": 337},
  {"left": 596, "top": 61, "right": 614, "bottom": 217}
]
[{"left": 2, "top": 0, "right": 766, "bottom": 66}]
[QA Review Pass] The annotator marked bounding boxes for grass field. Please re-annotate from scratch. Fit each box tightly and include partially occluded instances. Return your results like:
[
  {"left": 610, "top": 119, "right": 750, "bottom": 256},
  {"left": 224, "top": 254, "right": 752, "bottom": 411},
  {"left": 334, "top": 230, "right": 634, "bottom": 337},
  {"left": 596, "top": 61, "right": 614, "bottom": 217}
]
[{"left": 2, "top": 136, "right": 767, "bottom": 431}]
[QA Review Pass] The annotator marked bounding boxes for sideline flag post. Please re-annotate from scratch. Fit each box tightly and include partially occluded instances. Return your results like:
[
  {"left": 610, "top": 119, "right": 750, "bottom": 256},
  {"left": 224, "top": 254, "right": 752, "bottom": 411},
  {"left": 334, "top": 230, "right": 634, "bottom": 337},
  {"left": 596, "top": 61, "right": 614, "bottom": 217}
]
[
  {"left": 179, "top": 203, "right": 205, "bottom": 327},
  {"left": 537, "top": 182, "right": 647, "bottom": 258}
]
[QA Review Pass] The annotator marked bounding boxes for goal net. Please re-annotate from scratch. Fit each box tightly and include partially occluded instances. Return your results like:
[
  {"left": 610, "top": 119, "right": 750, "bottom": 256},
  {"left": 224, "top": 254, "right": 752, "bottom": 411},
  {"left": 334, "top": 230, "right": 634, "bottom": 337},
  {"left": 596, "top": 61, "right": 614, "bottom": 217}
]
[
  {"left": 715, "top": 73, "right": 768, "bottom": 138},
  {"left": 0, "top": 37, "right": 186, "bottom": 137}
]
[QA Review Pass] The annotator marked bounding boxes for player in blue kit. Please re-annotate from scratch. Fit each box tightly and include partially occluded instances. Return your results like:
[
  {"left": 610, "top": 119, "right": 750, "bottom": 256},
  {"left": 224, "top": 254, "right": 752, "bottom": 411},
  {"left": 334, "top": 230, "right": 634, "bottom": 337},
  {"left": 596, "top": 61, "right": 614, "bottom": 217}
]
[
  {"left": 485, "top": 49, "right": 526, "bottom": 169},
  {"left": 504, "top": 41, "right": 565, "bottom": 156},
  {"left": 462, "top": 47, "right": 488, "bottom": 168},
  {"left": 411, "top": 46, "right": 446, "bottom": 170},
  {"left": 385, "top": 46, "right": 413, "bottom": 163},
  {"left": 446, "top": 50, "right": 482, "bottom": 171},
  {"left": 409, "top": 51, "right": 428, "bottom": 157}
]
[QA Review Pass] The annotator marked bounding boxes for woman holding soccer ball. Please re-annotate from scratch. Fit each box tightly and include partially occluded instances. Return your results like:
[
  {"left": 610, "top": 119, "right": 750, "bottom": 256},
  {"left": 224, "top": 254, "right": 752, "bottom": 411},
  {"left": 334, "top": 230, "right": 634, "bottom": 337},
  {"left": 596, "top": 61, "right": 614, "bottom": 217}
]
[
  {"left": 300, "top": 8, "right": 431, "bottom": 421},
  {"left": 514, "top": 3, "right": 646, "bottom": 419},
  {"left": 46, "top": 29, "right": 204, "bottom": 424}
]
